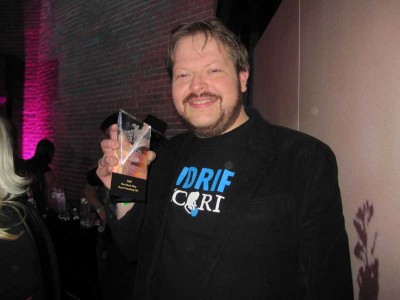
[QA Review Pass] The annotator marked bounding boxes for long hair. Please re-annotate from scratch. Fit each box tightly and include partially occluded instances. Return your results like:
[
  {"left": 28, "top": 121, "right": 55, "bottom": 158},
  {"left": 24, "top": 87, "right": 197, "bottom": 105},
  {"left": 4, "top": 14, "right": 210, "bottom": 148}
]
[{"left": 0, "top": 116, "right": 30, "bottom": 240}]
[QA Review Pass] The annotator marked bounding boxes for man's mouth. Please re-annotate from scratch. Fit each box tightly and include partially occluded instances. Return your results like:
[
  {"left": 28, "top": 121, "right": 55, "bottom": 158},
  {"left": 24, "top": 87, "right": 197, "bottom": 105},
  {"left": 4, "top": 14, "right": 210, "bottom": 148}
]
[
  {"left": 184, "top": 92, "right": 221, "bottom": 107},
  {"left": 189, "top": 98, "right": 215, "bottom": 105}
]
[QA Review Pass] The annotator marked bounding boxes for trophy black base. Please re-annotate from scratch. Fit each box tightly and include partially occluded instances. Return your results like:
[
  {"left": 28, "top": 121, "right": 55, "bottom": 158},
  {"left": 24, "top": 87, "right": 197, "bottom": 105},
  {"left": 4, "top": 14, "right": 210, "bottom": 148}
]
[{"left": 110, "top": 172, "right": 147, "bottom": 203}]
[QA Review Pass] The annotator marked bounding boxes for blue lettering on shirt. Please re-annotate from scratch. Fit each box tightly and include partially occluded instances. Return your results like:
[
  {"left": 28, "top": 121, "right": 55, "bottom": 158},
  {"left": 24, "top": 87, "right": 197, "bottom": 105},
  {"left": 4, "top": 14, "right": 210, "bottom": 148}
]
[{"left": 176, "top": 167, "right": 235, "bottom": 193}]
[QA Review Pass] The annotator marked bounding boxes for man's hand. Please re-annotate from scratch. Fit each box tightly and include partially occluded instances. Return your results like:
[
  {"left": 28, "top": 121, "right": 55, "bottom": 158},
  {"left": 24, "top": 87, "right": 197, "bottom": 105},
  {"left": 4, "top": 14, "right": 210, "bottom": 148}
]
[
  {"left": 97, "top": 124, "right": 119, "bottom": 189},
  {"left": 96, "top": 124, "right": 156, "bottom": 190}
]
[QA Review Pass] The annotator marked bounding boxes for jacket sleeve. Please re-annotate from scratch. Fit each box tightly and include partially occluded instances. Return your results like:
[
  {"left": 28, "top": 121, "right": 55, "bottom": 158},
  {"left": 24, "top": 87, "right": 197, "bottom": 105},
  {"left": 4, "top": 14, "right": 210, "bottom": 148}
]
[
  {"left": 106, "top": 201, "right": 146, "bottom": 261},
  {"left": 297, "top": 143, "right": 354, "bottom": 299}
]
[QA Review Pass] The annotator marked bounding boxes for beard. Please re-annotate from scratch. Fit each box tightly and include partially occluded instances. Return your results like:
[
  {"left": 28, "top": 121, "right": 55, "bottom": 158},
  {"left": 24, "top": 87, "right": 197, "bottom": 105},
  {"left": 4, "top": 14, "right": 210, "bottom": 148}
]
[{"left": 178, "top": 85, "right": 244, "bottom": 138}]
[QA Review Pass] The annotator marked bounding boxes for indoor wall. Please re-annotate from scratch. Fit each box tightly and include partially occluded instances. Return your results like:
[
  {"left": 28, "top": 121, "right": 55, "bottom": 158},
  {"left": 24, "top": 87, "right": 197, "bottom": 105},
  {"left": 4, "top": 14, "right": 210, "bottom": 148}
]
[
  {"left": 23, "top": 0, "right": 217, "bottom": 199},
  {"left": 253, "top": 0, "right": 400, "bottom": 299}
]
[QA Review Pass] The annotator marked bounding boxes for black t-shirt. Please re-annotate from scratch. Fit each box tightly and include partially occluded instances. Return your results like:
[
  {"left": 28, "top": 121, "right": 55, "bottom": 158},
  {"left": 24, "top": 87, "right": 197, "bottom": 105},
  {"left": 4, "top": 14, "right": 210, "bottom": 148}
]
[{"left": 154, "top": 118, "right": 253, "bottom": 299}]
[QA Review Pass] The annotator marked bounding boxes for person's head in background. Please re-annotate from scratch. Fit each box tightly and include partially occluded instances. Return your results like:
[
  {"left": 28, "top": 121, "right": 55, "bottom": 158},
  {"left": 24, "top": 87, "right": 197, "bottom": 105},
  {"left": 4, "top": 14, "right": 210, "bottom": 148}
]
[
  {"left": 165, "top": 18, "right": 250, "bottom": 138},
  {"left": 100, "top": 111, "right": 168, "bottom": 152},
  {"left": 143, "top": 114, "right": 168, "bottom": 152},
  {"left": 100, "top": 111, "right": 119, "bottom": 138},
  {"left": 31, "top": 139, "right": 55, "bottom": 167},
  {"left": 0, "top": 115, "right": 30, "bottom": 240}
]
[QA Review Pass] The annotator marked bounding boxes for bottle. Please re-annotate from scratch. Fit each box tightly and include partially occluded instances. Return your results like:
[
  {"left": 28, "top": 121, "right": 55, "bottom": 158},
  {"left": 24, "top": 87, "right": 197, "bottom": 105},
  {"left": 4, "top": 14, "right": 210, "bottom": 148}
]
[
  {"left": 72, "top": 207, "right": 79, "bottom": 220},
  {"left": 80, "top": 197, "right": 92, "bottom": 228}
]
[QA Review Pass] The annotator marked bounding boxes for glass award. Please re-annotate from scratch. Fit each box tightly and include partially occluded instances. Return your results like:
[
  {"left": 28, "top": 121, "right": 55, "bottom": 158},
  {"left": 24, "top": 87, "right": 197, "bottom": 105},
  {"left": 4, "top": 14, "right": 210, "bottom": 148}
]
[{"left": 110, "top": 109, "right": 151, "bottom": 202}]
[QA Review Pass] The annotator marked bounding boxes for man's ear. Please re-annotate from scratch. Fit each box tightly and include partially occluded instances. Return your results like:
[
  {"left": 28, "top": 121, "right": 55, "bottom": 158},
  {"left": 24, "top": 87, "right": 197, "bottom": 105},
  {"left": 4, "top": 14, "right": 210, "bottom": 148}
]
[{"left": 239, "top": 70, "right": 250, "bottom": 93}]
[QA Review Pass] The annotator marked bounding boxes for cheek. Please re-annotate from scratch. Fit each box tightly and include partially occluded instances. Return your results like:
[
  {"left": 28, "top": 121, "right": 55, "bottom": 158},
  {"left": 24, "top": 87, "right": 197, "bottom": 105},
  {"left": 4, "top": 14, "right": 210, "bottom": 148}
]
[
  {"left": 217, "top": 80, "right": 239, "bottom": 99},
  {"left": 172, "top": 88, "right": 184, "bottom": 111},
  {"left": 172, "top": 98, "right": 182, "bottom": 111},
  {"left": 172, "top": 82, "right": 185, "bottom": 98}
]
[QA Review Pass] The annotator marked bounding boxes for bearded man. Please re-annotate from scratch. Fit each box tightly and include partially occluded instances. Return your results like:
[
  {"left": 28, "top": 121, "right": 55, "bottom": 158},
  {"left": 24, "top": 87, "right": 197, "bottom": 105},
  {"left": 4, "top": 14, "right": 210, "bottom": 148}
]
[{"left": 97, "top": 18, "right": 353, "bottom": 300}]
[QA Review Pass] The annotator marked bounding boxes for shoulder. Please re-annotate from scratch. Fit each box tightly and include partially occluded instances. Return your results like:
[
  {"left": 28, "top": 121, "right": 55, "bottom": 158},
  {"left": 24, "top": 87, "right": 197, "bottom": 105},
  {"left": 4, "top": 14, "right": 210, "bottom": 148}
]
[
  {"left": 272, "top": 124, "right": 332, "bottom": 150},
  {"left": 0, "top": 201, "right": 24, "bottom": 229},
  {"left": 275, "top": 130, "right": 337, "bottom": 180},
  {"left": 0, "top": 197, "right": 30, "bottom": 242},
  {"left": 250, "top": 109, "right": 337, "bottom": 164},
  {"left": 0, "top": 198, "right": 41, "bottom": 299}
]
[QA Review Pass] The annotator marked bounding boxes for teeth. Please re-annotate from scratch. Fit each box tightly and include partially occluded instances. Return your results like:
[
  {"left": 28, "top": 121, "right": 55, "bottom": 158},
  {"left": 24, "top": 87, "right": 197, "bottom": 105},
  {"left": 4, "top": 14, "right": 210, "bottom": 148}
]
[{"left": 191, "top": 99, "right": 213, "bottom": 104}]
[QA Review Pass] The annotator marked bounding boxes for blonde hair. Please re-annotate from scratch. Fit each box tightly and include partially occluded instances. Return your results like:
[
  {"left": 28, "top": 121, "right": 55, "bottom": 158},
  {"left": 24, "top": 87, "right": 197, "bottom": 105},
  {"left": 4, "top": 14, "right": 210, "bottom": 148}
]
[{"left": 0, "top": 116, "right": 30, "bottom": 240}]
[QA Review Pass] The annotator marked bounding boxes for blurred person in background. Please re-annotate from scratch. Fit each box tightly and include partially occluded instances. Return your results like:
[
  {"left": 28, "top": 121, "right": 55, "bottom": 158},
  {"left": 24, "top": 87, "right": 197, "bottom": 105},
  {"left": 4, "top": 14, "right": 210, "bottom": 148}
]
[
  {"left": 83, "top": 111, "right": 120, "bottom": 225},
  {"left": 0, "top": 115, "right": 60, "bottom": 299},
  {"left": 83, "top": 112, "right": 168, "bottom": 299},
  {"left": 25, "top": 139, "right": 55, "bottom": 218}
]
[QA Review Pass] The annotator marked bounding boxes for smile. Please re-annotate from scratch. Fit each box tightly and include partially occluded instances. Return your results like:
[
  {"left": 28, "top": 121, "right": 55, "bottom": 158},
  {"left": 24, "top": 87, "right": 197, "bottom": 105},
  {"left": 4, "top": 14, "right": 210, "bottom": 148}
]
[
  {"left": 190, "top": 98, "right": 216, "bottom": 105},
  {"left": 184, "top": 92, "right": 222, "bottom": 109},
  {"left": 187, "top": 97, "right": 219, "bottom": 109}
]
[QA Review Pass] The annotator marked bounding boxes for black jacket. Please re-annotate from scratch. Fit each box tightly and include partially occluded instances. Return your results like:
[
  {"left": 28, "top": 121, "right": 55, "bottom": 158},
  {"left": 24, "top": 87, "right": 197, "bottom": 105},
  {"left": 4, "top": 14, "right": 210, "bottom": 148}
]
[
  {"left": 110, "top": 109, "right": 353, "bottom": 299},
  {"left": 0, "top": 197, "right": 60, "bottom": 300}
]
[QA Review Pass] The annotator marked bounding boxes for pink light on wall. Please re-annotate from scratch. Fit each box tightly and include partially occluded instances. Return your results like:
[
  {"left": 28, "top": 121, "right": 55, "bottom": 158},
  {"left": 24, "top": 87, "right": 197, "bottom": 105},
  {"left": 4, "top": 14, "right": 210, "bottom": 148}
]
[
  {"left": 0, "top": 96, "right": 7, "bottom": 105},
  {"left": 22, "top": 0, "right": 58, "bottom": 159}
]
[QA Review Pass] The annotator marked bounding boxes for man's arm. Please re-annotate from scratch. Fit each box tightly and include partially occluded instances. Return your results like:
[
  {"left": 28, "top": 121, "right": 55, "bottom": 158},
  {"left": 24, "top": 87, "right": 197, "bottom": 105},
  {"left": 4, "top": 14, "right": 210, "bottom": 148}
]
[
  {"left": 298, "top": 144, "right": 353, "bottom": 299},
  {"left": 82, "top": 182, "right": 106, "bottom": 223}
]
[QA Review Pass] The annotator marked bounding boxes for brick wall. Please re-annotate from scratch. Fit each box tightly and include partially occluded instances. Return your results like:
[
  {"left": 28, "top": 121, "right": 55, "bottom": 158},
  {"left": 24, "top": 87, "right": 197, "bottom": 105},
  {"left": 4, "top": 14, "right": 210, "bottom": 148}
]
[{"left": 24, "top": 0, "right": 217, "bottom": 200}]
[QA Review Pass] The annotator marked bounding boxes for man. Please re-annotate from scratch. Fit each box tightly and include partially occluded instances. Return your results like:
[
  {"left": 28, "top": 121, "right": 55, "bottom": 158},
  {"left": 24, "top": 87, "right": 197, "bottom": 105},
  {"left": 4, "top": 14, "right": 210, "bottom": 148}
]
[{"left": 98, "top": 18, "right": 353, "bottom": 299}]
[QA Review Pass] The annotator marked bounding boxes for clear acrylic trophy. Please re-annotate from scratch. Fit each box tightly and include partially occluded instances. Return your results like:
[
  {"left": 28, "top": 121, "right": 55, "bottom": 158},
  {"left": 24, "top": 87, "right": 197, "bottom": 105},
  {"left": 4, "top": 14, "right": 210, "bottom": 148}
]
[{"left": 110, "top": 109, "right": 151, "bottom": 202}]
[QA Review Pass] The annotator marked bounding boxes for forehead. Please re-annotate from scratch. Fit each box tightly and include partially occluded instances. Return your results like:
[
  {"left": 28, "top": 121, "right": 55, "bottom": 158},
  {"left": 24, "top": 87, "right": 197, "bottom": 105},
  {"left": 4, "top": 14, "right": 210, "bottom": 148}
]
[{"left": 173, "top": 33, "right": 227, "bottom": 60}]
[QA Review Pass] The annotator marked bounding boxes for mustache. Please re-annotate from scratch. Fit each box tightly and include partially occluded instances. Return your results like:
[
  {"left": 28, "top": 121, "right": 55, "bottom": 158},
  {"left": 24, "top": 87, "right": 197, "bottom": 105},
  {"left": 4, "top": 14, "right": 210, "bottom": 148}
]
[{"left": 183, "top": 92, "right": 222, "bottom": 104}]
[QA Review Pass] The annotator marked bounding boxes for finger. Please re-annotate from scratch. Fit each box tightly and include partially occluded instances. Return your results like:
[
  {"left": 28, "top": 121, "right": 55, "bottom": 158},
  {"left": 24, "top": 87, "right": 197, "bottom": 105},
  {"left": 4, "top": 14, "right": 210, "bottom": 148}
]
[
  {"left": 96, "top": 161, "right": 112, "bottom": 177},
  {"left": 101, "top": 138, "right": 120, "bottom": 151},
  {"left": 99, "top": 155, "right": 119, "bottom": 168},
  {"left": 97, "top": 155, "right": 118, "bottom": 178},
  {"left": 105, "top": 155, "right": 119, "bottom": 166},
  {"left": 109, "top": 124, "right": 118, "bottom": 140},
  {"left": 147, "top": 150, "right": 156, "bottom": 165}
]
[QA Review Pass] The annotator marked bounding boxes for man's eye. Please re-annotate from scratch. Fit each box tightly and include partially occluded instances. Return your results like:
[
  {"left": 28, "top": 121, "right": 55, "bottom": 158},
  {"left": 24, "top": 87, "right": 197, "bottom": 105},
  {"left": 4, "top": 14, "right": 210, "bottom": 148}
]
[
  {"left": 210, "top": 68, "right": 220, "bottom": 73},
  {"left": 176, "top": 73, "right": 188, "bottom": 79}
]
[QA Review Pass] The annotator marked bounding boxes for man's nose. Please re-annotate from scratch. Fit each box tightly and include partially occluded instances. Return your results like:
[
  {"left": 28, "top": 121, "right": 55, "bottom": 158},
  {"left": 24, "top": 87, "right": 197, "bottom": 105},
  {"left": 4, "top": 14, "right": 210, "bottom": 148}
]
[{"left": 190, "top": 74, "right": 208, "bottom": 92}]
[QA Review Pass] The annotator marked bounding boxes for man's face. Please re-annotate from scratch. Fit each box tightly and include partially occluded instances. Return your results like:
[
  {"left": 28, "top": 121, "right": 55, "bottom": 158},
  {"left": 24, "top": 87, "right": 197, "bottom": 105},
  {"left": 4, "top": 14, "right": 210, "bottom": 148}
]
[{"left": 171, "top": 34, "right": 249, "bottom": 138}]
